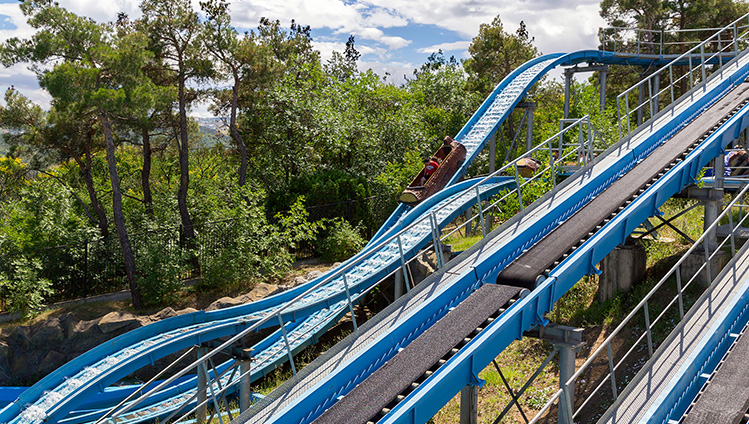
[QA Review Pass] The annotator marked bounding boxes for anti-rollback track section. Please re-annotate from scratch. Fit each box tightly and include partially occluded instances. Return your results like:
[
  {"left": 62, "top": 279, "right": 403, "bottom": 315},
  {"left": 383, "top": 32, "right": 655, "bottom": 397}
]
[
  {"left": 310, "top": 284, "right": 523, "bottom": 424},
  {"left": 498, "top": 81, "right": 749, "bottom": 289}
]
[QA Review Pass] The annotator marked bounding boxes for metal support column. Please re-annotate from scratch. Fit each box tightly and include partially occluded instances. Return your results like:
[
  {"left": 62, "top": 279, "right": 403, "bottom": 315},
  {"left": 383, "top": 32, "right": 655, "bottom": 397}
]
[
  {"left": 600, "top": 66, "right": 608, "bottom": 113},
  {"left": 239, "top": 358, "right": 252, "bottom": 411},
  {"left": 197, "top": 347, "right": 208, "bottom": 424},
  {"left": 464, "top": 208, "right": 473, "bottom": 237},
  {"left": 703, "top": 155, "right": 725, "bottom": 251},
  {"left": 394, "top": 268, "right": 405, "bottom": 300},
  {"left": 517, "top": 101, "right": 535, "bottom": 152},
  {"left": 460, "top": 385, "right": 479, "bottom": 424},
  {"left": 525, "top": 324, "right": 584, "bottom": 424},
  {"left": 489, "top": 132, "right": 496, "bottom": 173},
  {"left": 564, "top": 69, "right": 573, "bottom": 119}
]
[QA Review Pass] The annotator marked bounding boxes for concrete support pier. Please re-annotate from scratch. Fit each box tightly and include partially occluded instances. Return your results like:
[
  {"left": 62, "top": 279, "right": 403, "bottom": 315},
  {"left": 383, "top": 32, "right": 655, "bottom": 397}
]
[
  {"left": 460, "top": 385, "right": 479, "bottom": 424},
  {"left": 598, "top": 240, "right": 646, "bottom": 302}
]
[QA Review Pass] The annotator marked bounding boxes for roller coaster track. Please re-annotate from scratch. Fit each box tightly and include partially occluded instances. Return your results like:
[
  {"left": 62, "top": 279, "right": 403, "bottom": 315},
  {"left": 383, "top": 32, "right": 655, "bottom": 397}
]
[
  {"left": 5, "top": 33, "right": 747, "bottom": 424},
  {"left": 241, "top": 24, "right": 749, "bottom": 424}
]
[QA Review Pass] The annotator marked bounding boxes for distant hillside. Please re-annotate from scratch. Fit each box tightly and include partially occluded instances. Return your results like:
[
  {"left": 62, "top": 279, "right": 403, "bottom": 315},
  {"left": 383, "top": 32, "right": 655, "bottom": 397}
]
[{"left": 196, "top": 117, "right": 231, "bottom": 148}]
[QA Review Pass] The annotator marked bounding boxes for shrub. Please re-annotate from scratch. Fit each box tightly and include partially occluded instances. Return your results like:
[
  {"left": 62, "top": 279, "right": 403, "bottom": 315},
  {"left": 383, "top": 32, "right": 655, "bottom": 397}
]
[
  {"left": 319, "top": 219, "right": 366, "bottom": 262},
  {"left": 135, "top": 239, "right": 185, "bottom": 307},
  {"left": 0, "top": 256, "right": 53, "bottom": 318},
  {"left": 198, "top": 191, "right": 319, "bottom": 291}
]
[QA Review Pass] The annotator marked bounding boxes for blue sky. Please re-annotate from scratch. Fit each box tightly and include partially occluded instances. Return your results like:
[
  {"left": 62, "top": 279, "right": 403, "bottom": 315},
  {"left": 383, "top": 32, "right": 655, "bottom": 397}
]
[{"left": 0, "top": 0, "right": 606, "bottom": 114}]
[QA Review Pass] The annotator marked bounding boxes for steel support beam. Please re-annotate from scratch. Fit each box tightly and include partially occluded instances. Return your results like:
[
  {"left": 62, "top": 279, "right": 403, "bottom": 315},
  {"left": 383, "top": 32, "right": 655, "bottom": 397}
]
[
  {"left": 197, "top": 347, "right": 208, "bottom": 424},
  {"left": 489, "top": 132, "right": 496, "bottom": 173},
  {"left": 525, "top": 324, "right": 584, "bottom": 424}
]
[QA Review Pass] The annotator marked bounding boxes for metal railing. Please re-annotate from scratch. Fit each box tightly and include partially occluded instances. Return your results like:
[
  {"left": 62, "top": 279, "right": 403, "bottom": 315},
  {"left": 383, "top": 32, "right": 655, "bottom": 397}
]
[
  {"left": 93, "top": 117, "right": 604, "bottom": 424},
  {"left": 616, "top": 13, "right": 749, "bottom": 139},
  {"left": 600, "top": 25, "right": 749, "bottom": 57},
  {"left": 530, "top": 181, "right": 749, "bottom": 424}
]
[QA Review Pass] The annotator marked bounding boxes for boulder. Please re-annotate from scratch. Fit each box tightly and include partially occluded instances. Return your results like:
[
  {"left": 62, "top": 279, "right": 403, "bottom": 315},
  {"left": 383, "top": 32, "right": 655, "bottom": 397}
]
[
  {"left": 206, "top": 296, "right": 244, "bottom": 311},
  {"left": 38, "top": 350, "right": 66, "bottom": 375},
  {"left": 98, "top": 311, "right": 143, "bottom": 334},
  {"left": 0, "top": 342, "right": 10, "bottom": 385},
  {"left": 177, "top": 307, "right": 199, "bottom": 315},
  {"left": 245, "top": 283, "right": 281, "bottom": 302},
  {"left": 59, "top": 312, "right": 78, "bottom": 339},
  {"left": 305, "top": 270, "right": 323, "bottom": 281},
  {"left": 31, "top": 317, "right": 64, "bottom": 348},
  {"left": 152, "top": 307, "right": 178, "bottom": 321},
  {"left": 8, "top": 325, "right": 32, "bottom": 351},
  {"left": 292, "top": 276, "right": 307, "bottom": 287}
]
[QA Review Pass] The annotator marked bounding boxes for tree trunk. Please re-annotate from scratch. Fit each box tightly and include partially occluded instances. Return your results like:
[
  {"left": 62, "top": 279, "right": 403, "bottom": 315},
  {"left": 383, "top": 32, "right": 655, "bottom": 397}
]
[
  {"left": 141, "top": 127, "right": 154, "bottom": 218},
  {"left": 101, "top": 113, "right": 142, "bottom": 308},
  {"left": 230, "top": 70, "right": 248, "bottom": 187},
  {"left": 177, "top": 74, "right": 195, "bottom": 243},
  {"left": 79, "top": 146, "right": 109, "bottom": 238}
]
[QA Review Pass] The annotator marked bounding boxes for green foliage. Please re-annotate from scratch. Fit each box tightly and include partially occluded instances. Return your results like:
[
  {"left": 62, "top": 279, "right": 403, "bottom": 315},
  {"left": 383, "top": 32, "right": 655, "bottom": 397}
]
[
  {"left": 463, "top": 17, "right": 539, "bottom": 95},
  {"left": 198, "top": 188, "right": 318, "bottom": 290},
  {"left": 319, "top": 218, "right": 366, "bottom": 262},
  {"left": 0, "top": 256, "right": 53, "bottom": 318},
  {"left": 373, "top": 149, "right": 424, "bottom": 201},
  {"left": 135, "top": 240, "right": 184, "bottom": 306}
]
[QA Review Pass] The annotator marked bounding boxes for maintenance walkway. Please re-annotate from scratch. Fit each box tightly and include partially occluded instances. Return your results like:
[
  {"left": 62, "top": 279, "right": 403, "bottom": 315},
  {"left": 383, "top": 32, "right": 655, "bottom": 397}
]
[{"left": 597, "top": 241, "right": 749, "bottom": 423}]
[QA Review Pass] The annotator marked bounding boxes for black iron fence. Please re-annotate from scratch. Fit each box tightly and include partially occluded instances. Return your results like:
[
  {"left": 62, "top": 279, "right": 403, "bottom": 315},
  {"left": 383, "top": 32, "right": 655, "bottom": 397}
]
[{"left": 0, "top": 194, "right": 395, "bottom": 305}]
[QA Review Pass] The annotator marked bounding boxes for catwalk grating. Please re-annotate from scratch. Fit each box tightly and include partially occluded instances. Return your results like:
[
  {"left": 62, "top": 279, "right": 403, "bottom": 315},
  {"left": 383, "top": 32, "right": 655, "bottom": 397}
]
[
  {"left": 310, "top": 284, "right": 523, "bottom": 424},
  {"left": 682, "top": 321, "right": 749, "bottom": 424},
  {"left": 497, "top": 82, "right": 749, "bottom": 289}
]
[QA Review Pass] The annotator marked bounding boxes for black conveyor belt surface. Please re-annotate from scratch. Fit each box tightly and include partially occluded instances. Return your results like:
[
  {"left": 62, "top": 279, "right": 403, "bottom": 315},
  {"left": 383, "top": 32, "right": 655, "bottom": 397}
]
[
  {"left": 683, "top": 326, "right": 749, "bottom": 424},
  {"left": 311, "top": 284, "right": 522, "bottom": 424},
  {"left": 498, "top": 82, "right": 749, "bottom": 289}
]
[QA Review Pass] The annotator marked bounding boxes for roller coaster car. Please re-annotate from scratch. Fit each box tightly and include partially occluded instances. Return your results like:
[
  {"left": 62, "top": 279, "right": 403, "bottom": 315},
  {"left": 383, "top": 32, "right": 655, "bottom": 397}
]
[{"left": 399, "top": 136, "right": 466, "bottom": 205}]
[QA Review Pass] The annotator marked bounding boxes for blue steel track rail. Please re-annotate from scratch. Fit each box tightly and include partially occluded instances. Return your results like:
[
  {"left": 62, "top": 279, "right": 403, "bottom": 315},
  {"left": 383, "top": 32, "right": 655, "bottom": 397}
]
[
  {"left": 257, "top": 51, "right": 749, "bottom": 423},
  {"left": 1, "top": 177, "right": 513, "bottom": 424},
  {"left": 0, "top": 48, "right": 714, "bottom": 424},
  {"left": 378, "top": 56, "right": 749, "bottom": 424}
]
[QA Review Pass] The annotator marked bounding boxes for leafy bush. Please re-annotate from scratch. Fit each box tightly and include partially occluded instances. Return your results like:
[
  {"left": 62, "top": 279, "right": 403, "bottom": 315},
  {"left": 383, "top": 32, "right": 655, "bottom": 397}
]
[
  {"left": 198, "top": 190, "right": 319, "bottom": 290},
  {"left": 135, "top": 240, "right": 185, "bottom": 307},
  {"left": 0, "top": 256, "right": 53, "bottom": 318},
  {"left": 319, "top": 219, "right": 366, "bottom": 262}
]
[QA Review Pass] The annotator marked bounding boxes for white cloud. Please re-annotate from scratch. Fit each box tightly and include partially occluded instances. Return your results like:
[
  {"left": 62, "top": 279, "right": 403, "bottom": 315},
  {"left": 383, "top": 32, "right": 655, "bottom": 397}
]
[
  {"left": 363, "top": 9, "right": 408, "bottom": 28},
  {"left": 417, "top": 40, "right": 471, "bottom": 54},
  {"left": 0, "top": 0, "right": 611, "bottom": 114},
  {"left": 379, "top": 35, "right": 411, "bottom": 49}
]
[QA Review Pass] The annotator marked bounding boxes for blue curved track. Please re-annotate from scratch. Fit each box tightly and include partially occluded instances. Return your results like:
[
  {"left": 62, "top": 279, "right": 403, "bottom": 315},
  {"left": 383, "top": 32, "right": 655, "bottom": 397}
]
[
  {"left": 3, "top": 47, "right": 736, "bottom": 424},
  {"left": 253, "top": 50, "right": 749, "bottom": 423}
]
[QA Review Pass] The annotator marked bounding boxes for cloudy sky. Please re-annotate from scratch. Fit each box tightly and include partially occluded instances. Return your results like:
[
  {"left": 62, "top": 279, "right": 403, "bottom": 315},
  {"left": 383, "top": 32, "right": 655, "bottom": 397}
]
[{"left": 0, "top": 0, "right": 607, "bottom": 115}]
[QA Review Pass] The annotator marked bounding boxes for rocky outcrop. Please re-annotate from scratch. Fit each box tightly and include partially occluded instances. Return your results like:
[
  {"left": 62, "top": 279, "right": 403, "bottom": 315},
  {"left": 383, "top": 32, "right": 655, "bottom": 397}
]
[
  {"left": 206, "top": 283, "right": 281, "bottom": 311},
  {"left": 0, "top": 286, "right": 285, "bottom": 386}
]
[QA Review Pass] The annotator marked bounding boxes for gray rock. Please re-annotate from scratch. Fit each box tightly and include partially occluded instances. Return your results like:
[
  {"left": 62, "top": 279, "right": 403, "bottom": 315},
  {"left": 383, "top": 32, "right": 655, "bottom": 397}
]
[
  {"left": 245, "top": 283, "right": 281, "bottom": 302},
  {"left": 8, "top": 325, "right": 31, "bottom": 351},
  {"left": 98, "top": 311, "right": 142, "bottom": 334},
  {"left": 292, "top": 276, "right": 307, "bottom": 286},
  {"left": 31, "top": 317, "right": 64, "bottom": 348},
  {"left": 152, "top": 307, "right": 178, "bottom": 321},
  {"left": 38, "top": 350, "right": 66, "bottom": 375},
  {"left": 59, "top": 312, "right": 77, "bottom": 339},
  {"left": 177, "top": 307, "right": 199, "bottom": 315},
  {"left": 206, "top": 297, "right": 244, "bottom": 311},
  {"left": 305, "top": 270, "right": 323, "bottom": 281}
]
